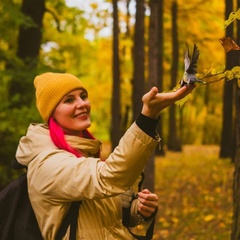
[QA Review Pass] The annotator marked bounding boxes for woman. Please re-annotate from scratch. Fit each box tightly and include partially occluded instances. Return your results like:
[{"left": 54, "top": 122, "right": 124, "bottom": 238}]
[{"left": 16, "top": 72, "right": 194, "bottom": 239}]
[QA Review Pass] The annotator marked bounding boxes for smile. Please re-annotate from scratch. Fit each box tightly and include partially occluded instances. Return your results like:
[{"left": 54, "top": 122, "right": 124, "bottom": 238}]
[{"left": 74, "top": 113, "right": 88, "bottom": 118}]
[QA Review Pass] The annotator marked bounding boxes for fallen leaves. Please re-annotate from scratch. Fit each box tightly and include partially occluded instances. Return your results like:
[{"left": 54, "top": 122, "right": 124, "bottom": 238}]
[{"left": 154, "top": 145, "right": 233, "bottom": 240}]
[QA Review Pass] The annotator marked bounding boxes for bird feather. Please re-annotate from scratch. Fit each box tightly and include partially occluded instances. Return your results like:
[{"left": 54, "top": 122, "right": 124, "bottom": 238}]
[{"left": 186, "top": 43, "right": 199, "bottom": 74}]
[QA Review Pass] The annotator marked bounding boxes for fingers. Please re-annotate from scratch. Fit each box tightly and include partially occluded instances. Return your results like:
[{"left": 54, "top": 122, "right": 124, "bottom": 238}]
[
  {"left": 138, "top": 189, "right": 158, "bottom": 203},
  {"left": 174, "top": 85, "right": 195, "bottom": 100},
  {"left": 137, "top": 189, "right": 158, "bottom": 218},
  {"left": 142, "top": 87, "right": 158, "bottom": 103},
  {"left": 141, "top": 189, "right": 151, "bottom": 194},
  {"left": 158, "top": 85, "right": 195, "bottom": 102}
]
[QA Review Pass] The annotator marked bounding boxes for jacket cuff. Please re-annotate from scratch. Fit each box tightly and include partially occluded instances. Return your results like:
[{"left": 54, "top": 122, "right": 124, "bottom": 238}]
[{"left": 136, "top": 113, "right": 159, "bottom": 139}]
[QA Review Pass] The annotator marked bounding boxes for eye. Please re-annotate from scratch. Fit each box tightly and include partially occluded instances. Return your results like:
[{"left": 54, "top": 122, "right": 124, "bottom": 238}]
[
  {"left": 80, "top": 91, "right": 88, "bottom": 100},
  {"left": 64, "top": 97, "right": 74, "bottom": 103}
]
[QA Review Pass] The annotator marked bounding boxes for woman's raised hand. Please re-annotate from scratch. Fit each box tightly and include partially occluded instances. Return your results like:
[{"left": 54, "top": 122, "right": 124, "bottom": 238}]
[{"left": 141, "top": 85, "right": 195, "bottom": 119}]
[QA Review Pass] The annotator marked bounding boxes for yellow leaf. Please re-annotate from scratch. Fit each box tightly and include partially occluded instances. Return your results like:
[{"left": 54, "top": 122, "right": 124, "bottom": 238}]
[
  {"left": 224, "top": 70, "right": 234, "bottom": 80},
  {"left": 232, "top": 66, "right": 240, "bottom": 71},
  {"left": 203, "top": 68, "right": 210, "bottom": 74},
  {"left": 171, "top": 217, "right": 179, "bottom": 224},
  {"left": 211, "top": 68, "right": 217, "bottom": 75},
  {"left": 204, "top": 214, "right": 215, "bottom": 222},
  {"left": 159, "top": 230, "right": 170, "bottom": 237},
  {"left": 232, "top": 66, "right": 240, "bottom": 79}
]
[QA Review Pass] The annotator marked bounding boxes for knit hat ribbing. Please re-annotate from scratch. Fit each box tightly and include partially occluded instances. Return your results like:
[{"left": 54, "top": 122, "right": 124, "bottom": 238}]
[{"left": 34, "top": 72, "right": 85, "bottom": 122}]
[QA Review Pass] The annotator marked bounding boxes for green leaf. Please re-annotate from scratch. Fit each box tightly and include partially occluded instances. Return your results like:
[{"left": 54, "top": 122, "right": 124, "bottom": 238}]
[
  {"left": 224, "top": 9, "right": 240, "bottom": 28},
  {"left": 175, "top": 94, "right": 191, "bottom": 107}
]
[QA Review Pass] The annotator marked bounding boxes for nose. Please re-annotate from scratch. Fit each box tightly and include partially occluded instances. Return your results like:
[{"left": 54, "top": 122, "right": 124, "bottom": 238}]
[{"left": 76, "top": 97, "right": 88, "bottom": 108}]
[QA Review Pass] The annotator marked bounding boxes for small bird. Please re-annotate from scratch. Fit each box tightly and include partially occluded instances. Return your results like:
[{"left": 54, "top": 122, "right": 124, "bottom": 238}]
[{"left": 180, "top": 43, "right": 205, "bottom": 87}]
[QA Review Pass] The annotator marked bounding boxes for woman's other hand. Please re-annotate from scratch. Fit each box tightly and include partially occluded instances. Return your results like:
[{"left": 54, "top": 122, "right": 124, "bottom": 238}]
[{"left": 137, "top": 189, "right": 158, "bottom": 218}]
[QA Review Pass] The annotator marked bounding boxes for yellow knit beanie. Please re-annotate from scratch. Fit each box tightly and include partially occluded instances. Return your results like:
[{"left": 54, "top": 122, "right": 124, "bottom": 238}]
[{"left": 34, "top": 72, "right": 85, "bottom": 122}]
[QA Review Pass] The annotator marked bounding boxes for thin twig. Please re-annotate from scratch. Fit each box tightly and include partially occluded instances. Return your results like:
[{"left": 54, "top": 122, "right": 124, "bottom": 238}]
[
  {"left": 45, "top": 7, "right": 62, "bottom": 32},
  {"left": 198, "top": 71, "right": 225, "bottom": 80},
  {"left": 204, "top": 77, "right": 226, "bottom": 85}
]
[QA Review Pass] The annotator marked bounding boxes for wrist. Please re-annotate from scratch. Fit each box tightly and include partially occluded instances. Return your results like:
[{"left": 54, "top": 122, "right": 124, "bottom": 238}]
[
  {"left": 136, "top": 113, "right": 159, "bottom": 139},
  {"left": 141, "top": 109, "right": 159, "bottom": 119}
]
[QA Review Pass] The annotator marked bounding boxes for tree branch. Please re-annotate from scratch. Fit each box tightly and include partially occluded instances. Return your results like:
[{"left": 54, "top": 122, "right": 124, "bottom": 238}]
[{"left": 45, "top": 7, "right": 62, "bottom": 32}]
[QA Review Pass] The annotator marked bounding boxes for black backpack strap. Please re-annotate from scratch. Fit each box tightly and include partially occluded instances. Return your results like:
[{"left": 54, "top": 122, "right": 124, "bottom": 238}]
[
  {"left": 11, "top": 159, "right": 82, "bottom": 240},
  {"left": 122, "top": 172, "right": 156, "bottom": 240},
  {"left": 126, "top": 218, "right": 156, "bottom": 240},
  {"left": 122, "top": 172, "right": 145, "bottom": 227},
  {"left": 11, "top": 159, "right": 27, "bottom": 170},
  {"left": 138, "top": 172, "right": 145, "bottom": 192},
  {"left": 56, "top": 201, "right": 82, "bottom": 240}
]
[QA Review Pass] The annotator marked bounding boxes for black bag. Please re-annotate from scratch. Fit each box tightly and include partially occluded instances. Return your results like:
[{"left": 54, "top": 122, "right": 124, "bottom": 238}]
[{"left": 0, "top": 162, "right": 81, "bottom": 240}]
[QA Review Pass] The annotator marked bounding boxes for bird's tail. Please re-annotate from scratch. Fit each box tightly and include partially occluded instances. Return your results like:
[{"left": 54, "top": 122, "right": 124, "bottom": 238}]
[{"left": 195, "top": 78, "right": 206, "bottom": 84}]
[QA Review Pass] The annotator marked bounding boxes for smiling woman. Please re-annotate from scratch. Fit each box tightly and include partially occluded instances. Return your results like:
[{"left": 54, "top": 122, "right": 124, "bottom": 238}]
[{"left": 13, "top": 72, "right": 194, "bottom": 239}]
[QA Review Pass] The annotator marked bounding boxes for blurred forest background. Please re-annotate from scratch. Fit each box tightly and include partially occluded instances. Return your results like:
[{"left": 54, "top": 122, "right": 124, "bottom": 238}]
[{"left": 0, "top": 0, "right": 240, "bottom": 239}]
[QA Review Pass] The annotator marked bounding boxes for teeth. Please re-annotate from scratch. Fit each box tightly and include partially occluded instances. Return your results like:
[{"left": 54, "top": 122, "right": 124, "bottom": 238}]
[{"left": 76, "top": 113, "right": 87, "bottom": 117}]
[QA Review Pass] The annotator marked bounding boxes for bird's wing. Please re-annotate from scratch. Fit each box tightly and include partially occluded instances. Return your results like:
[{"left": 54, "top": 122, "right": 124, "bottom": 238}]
[
  {"left": 184, "top": 44, "right": 191, "bottom": 72},
  {"left": 186, "top": 44, "right": 199, "bottom": 74}
]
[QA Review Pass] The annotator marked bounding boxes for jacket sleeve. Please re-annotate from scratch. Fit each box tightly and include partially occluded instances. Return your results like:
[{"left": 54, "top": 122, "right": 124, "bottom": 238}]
[{"left": 27, "top": 123, "right": 159, "bottom": 202}]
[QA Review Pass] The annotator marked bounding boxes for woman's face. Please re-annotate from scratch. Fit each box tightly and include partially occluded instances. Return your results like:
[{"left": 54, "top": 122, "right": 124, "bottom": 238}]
[{"left": 52, "top": 89, "right": 91, "bottom": 135}]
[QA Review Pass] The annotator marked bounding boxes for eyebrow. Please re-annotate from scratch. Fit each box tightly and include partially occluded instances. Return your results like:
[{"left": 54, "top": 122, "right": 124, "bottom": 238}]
[{"left": 64, "top": 89, "right": 87, "bottom": 98}]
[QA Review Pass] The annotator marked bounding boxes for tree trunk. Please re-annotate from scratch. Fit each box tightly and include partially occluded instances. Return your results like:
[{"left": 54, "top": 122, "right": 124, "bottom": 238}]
[
  {"left": 145, "top": 0, "right": 159, "bottom": 192},
  {"left": 155, "top": 0, "right": 165, "bottom": 156},
  {"left": 168, "top": 1, "right": 181, "bottom": 151},
  {"left": 148, "top": 0, "right": 159, "bottom": 89},
  {"left": 144, "top": 0, "right": 165, "bottom": 156},
  {"left": 132, "top": 0, "right": 145, "bottom": 121},
  {"left": 2, "top": 0, "right": 45, "bottom": 182},
  {"left": 9, "top": 0, "right": 45, "bottom": 108},
  {"left": 17, "top": 0, "right": 45, "bottom": 60},
  {"left": 232, "top": 0, "right": 240, "bottom": 237},
  {"left": 232, "top": 80, "right": 240, "bottom": 239},
  {"left": 132, "top": 0, "right": 157, "bottom": 191},
  {"left": 219, "top": 0, "right": 234, "bottom": 159},
  {"left": 121, "top": 0, "right": 131, "bottom": 132},
  {"left": 111, "top": 0, "right": 122, "bottom": 150}
]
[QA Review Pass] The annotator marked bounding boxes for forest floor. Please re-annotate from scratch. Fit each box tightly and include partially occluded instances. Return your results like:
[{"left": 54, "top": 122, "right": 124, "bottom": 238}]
[{"left": 153, "top": 145, "right": 233, "bottom": 240}]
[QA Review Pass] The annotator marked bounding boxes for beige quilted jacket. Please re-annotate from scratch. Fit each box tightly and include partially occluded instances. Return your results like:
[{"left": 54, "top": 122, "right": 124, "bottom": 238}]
[{"left": 16, "top": 123, "right": 158, "bottom": 239}]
